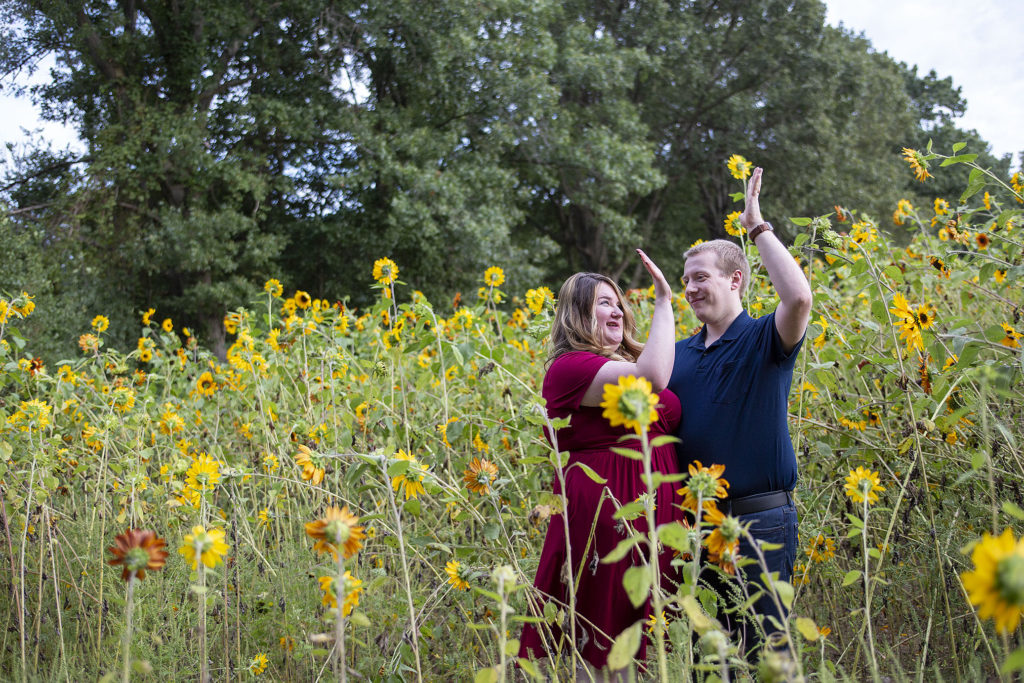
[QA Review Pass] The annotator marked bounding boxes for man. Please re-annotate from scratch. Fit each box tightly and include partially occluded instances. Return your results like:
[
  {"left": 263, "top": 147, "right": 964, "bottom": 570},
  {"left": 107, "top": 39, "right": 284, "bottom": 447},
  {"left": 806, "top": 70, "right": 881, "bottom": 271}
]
[{"left": 667, "top": 166, "right": 812, "bottom": 652}]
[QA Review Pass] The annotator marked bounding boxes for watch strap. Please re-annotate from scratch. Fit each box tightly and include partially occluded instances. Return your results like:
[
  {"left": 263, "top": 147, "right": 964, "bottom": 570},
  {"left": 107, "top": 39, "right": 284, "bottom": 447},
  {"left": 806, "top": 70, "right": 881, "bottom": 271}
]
[{"left": 748, "top": 221, "right": 774, "bottom": 243}]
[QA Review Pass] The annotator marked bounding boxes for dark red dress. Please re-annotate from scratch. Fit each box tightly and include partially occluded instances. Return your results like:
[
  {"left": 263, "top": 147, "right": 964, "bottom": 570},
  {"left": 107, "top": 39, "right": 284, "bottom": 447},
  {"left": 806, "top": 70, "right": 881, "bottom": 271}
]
[{"left": 518, "top": 351, "right": 684, "bottom": 669}]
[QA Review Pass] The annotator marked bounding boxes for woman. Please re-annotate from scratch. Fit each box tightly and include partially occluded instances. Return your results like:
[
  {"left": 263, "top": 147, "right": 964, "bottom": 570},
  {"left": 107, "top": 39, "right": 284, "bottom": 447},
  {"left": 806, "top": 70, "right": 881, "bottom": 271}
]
[{"left": 518, "top": 249, "right": 683, "bottom": 674}]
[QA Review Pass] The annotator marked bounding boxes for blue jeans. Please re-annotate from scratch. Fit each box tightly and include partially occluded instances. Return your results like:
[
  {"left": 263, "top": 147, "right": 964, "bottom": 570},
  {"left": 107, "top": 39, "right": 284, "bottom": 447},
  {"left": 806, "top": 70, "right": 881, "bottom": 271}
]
[{"left": 706, "top": 499, "right": 799, "bottom": 654}]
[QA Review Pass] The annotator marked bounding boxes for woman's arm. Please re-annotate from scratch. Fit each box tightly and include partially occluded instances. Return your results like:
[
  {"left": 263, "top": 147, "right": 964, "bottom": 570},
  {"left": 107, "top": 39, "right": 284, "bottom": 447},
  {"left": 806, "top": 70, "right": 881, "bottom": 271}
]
[{"left": 580, "top": 249, "right": 675, "bottom": 406}]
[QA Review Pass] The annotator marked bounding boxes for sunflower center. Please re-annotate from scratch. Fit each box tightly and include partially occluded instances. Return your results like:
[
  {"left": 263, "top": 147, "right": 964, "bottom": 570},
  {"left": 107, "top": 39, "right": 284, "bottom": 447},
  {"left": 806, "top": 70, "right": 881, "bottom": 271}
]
[
  {"left": 996, "top": 554, "right": 1024, "bottom": 606},
  {"left": 325, "top": 519, "right": 352, "bottom": 545},
  {"left": 125, "top": 547, "right": 151, "bottom": 572}
]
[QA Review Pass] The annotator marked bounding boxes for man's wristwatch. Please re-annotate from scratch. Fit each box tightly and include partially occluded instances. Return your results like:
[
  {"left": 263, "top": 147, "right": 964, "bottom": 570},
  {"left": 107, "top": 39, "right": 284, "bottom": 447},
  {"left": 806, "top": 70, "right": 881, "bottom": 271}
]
[{"left": 748, "top": 221, "right": 774, "bottom": 244}]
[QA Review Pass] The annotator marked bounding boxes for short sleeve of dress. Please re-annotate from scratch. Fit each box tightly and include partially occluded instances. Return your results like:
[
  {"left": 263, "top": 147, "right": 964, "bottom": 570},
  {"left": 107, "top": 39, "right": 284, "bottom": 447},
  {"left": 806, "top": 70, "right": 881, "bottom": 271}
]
[{"left": 542, "top": 352, "right": 611, "bottom": 414}]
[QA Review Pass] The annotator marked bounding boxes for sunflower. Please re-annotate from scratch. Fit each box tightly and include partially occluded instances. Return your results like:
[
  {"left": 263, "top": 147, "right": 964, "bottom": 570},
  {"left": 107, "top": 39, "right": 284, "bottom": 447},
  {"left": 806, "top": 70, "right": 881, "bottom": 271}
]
[
  {"left": 1000, "top": 323, "right": 1022, "bottom": 349},
  {"left": 161, "top": 318, "right": 173, "bottom": 333},
  {"left": 705, "top": 515, "right": 742, "bottom": 560},
  {"left": 483, "top": 266, "right": 505, "bottom": 288},
  {"left": 525, "top": 287, "right": 553, "bottom": 314},
  {"left": 294, "top": 290, "right": 312, "bottom": 309},
  {"left": 294, "top": 444, "right": 326, "bottom": 485},
  {"left": 805, "top": 534, "right": 836, "bottom": 563},
  {"left": 714, "top": 541, "right": 740, "bottom": 576},
  {"left": 248, "top": 654, "right": 268, "bottom": 676},
  {"left": 726, "top": 154, "right": 752, "bottom": 180},
  {"left": 961, "top": 528, "right": 1024, "bottom": 633},
  {"left": 995, "top": 269, "right": 1007, "bottom": 284},
  {"left": 139, "top": 348, "right": 153, "bottom": 363},
  {"left": 930, "top": 256, "right": 951, "bottom": 278},
  {"left": 976, "top": 233, "right": 990, "bottom": 250},
  {"left": 933, "top": 197, "right": 950, "bottom": 216},
  {"left": 264, "top": 278, "right": 283, "bottom": 297},
  {"left": 107, "top": 529, "right": 169, "bottom": 581},
  {"left": 185, "top": 453, "right": 221, "bottom": 492},
  {"left": 889, "top": 293, "right": 925, "bottom": 353},
  {"left": 843, "top": 466, "right": 884, "bottom": 505},
  {"left": 372, "top": 257, "right": 399, "bottom": 285},
  {"left": 390, "top": 450, "right": 426, "bottom": 500},
  {"left": 91, "top": 315, "right": 110, "bottom": 333},
  {"left": 110, "top": 387, "right": 135, "bottom": 413},
  {"left": 678, "top": 460, "right": 729, "bottom": 512},
  {"left": 179, "top": 525, "right": 229, "bottom": 570},
  {"left": 78, "top": 334, "right": 98, "bottom": 353},
  {"left": 723, "top": 210, "right": 743, "bottom": 237},
  {"left": 463, "top": 457, "right": 499, "bottom": 495},
  {"left": 901, "top": 147, "right": 932, "bottom": 182},
  {"left": 305, "top": 505, "right": 366, "bottom": 560},
  {"left": 196, "top": 371, "right": 217, "bottom": 397},
  {"left": 445, "top": 560, "right": 470, "bottom": 591},
  {"left": 600, "top": 375, "right": 659, "bottom": 434},
  {"left": 141, "top": 308, "right": 156, "bottom": 326}
]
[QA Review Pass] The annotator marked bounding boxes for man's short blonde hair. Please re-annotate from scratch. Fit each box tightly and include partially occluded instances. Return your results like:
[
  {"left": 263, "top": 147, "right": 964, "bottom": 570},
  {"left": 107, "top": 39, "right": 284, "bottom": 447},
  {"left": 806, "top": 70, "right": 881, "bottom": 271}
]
[{"left": 684, "top": 239, "right": 751, "bottom": 296}]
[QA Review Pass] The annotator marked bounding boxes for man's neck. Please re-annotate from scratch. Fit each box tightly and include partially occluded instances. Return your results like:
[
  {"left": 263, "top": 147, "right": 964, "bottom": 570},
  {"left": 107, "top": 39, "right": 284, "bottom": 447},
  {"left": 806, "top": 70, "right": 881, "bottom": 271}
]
[{"left": 703, "top": 307, "right": 744, "bottom": 347}]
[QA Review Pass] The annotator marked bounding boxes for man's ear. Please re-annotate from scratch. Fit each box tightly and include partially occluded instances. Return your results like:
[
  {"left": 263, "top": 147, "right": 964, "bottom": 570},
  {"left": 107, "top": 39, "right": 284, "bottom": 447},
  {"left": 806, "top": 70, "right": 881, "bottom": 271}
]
[{"left": 730, "top": 270, "right": 743, "bottom": 290}]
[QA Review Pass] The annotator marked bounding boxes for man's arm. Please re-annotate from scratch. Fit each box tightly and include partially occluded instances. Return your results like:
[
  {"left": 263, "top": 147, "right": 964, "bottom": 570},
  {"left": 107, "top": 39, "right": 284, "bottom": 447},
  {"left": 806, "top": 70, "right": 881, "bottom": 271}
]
[{"left": 740, "top": 167, "right": 812, "bottom": 351}]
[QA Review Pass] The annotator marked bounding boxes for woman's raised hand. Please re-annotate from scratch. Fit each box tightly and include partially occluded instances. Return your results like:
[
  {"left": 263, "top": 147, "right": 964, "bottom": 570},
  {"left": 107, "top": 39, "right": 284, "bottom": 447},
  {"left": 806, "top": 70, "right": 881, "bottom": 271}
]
[{"left": 636, "top": 249, "right": 671, "bottom": 301}]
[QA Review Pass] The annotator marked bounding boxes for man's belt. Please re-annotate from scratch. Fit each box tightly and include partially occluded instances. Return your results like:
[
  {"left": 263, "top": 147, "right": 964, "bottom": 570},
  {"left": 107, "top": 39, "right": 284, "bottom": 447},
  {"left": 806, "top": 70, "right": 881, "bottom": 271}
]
[{"left": 720, "top": 490, "right": 793, "bottom": 517}]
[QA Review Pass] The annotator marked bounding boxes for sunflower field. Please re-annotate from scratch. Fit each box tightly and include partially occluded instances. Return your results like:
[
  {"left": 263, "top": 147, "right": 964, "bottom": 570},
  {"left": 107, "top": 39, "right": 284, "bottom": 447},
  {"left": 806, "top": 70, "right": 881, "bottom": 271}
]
[{"left": 2, "top": 149, "right": 1024, "bottom": 682}]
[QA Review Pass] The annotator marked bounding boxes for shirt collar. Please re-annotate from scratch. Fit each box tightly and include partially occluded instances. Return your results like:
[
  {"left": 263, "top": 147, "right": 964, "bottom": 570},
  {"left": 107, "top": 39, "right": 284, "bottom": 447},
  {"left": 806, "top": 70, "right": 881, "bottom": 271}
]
[{"left": 686, "top": 310, "right": 753, "bottom": 349}]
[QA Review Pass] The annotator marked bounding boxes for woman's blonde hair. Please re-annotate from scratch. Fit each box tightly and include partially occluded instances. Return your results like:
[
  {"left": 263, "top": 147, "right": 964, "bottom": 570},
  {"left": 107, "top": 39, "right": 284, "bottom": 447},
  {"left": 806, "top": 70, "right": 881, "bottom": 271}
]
[{"left": 548, "top": 272, "right": 644, "bottom": 365}]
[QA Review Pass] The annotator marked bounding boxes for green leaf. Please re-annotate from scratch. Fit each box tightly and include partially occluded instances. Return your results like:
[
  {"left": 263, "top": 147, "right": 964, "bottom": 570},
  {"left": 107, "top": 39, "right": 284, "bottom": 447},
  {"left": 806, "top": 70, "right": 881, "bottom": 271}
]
[
  {"left": 610, "top": 446, "right": 644, "bottom": 461},
  {"left": 474, "top": 667, "right": 499, "bottom": 683},
  {"left": 1001, "top": 647, "right": 1024, "bottom": 674},
  {"left": 387, "top": 460, "right": 412, "bottom": 477},
  {"left": 1002, "top": 501, "right": 1024, "bottom": 521},
  {"left": 952, "top": 142, "right": 967, "bottom": 153},
  {"left": 403, "top": 499, "right": 421, "bottom": 517},
  {"left": 842, "top": 570, "right": 861, "bottom": 587},
  {"left": 613, "top": 500, "right": 646, "bottom": 521},
  {"left": 602, "top": 536, "right": 643, "bottom": 564},
  {"left": 622, "top": 566, "right": 650, "bottom": 608},
  {"left": 940, "top": 153, "right": 978, "bottom": 166},
  {"left": 504, "top": 638, "right": 520, "bottom": 656},
  {"left": 573, "top": 462, "right": 607, "bottom": 484},
  {"left": 795, "top": 616, "right": 820, "bottom": 642},
  {"left": 517, "top": 658, "right": 541, "bottom": 680},
  {"left": 657, "top": 522, "right": 691, "bottom": 554},
  {"left": 789, "top": 217, "right": 813, "bottom": 226},
  {"left": 605, "top": 621, "right": 642, "bottom": 671},
  {"left": 773, "top": 580, "right": 794, "bottom": 609},
  {"left": 648, "top": 434, "right": 681, "bottom": 448}
]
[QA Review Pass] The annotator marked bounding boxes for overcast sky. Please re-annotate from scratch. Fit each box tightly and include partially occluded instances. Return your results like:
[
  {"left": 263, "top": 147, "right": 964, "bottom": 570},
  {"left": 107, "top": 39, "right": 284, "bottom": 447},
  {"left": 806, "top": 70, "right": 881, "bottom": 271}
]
[
  {"left": 824, "top": 0, "right": 1023, "bottom": 167},
  {"left": 3, "top": 2, "right": 1022, "bottom": 168}
]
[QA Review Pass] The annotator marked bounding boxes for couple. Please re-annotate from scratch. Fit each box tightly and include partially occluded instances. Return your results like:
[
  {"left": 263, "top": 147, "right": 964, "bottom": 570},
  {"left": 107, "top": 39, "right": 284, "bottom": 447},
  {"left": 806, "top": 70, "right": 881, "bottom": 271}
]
[{"left": 518, "top": 168, "right": 813, "bottom": 673}]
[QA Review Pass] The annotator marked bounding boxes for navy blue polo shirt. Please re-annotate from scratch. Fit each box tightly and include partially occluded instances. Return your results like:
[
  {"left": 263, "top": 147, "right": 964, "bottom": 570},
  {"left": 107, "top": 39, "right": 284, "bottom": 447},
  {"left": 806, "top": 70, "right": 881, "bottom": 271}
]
[{"left": 667, "top": 311, "right": 802, "bottom": 499}]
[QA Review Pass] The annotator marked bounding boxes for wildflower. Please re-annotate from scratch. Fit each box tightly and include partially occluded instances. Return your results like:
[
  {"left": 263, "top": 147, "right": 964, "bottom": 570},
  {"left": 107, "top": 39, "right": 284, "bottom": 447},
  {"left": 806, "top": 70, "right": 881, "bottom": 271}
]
[
  {"left": 995, "top": 269, "right": 1007, "bottom": 284},
  {"left": 726, "top": 154, "right": 753, "bottom": 180},
  {"left": 943, "top": 356, "right": 958, "bottom": 371},
  {"left": 600, "top": 375, "right": 658, "bottom": 434},
  {"left": 472, "top": 432, "right": 490, "bottom": 453},
  {"left": 901, "top": 147, "right": 932, "bottom": 182},
  {"left": 889, "top": 293, "right": 925, "bottom": 353},
  {"left": 179, "top": 525, "right": 229, "bottom": 570},
  {"left": 110, "top": 387, "right": 135, "bottom": 413},
  {"left": 843, "top": 466, "right": 884, "bottom": 505},
  {"left": 1000, "top": 323, "right": 1022, "bottom": 349},
  {"left": 976, "top": 233, "right": 990, "bottom": 250},
  {"left": 930, "top": 256, "right": 951, "bottom": 278},
  {"left": 464, "top": 457, "right": 499, "bottom": 495},
  {"left": 185, "top": 454, "right": 221, "bottom": 492},
  {"left": 248, "top": 653, "right": 268, "bottom": 675},
  {"left": 706, "top": 515, "right": 743, "bottom": 560},
  {"left": 107, "top": 529, "right": 169, "bottom": 581},
  {"left": 294, "top": 291, "right": 311, "bottom": 309},
  {"left": 141, "top": 308, "right": 156, "bottom": 325},
  {"left": 161, "top": 318, "right": 173, "bottom": 333},
  {"left": 196, "top": 371, "right": 217, "bottom": 397},
  {"left": 525, "top": 287, "right": 553, "bottom": 315},
  {"left": 678, "top": 460, "right": 729, "bottom": 512},
  {"left": 91, "top": 315, "right": 110, "bottom": 333},
  {"left": 7, "top": 399, "right": 52, "bottom": 432},
  {"left": 805, "top": 534, "right": 836, "bottom": 563},
  {"left": 445, "top": 560, "right": 470, "bottom": 591},
  {"left": 305, "top": 506, "right": 366, "bottom": 560},
  {"left": 390, "top": 450, "right": 426, "bottom": 501},
  {"left": 646, "top": 610, "right": 668, "bottom": 634},
  {"left": 483, "top": 266, "right": 505, "bottom": 288},
  {"left": 1012, "top": 172, "right": 1024, "bottom": 200},
  {"left": 294, "top": 445, "right": 326, "bottom": 486},
  {"left": 850, "top": 222, "right": 877, "bottom": 246},
  {"left": 723, "top": 210, "right": 743, "bottom": 237},
  {"left": 79, "top": 333, "right": 100, "bottom": 353},
  {"left": 372, "top": 257, "right": 399, "bottom": 285},
  {"left": 57, "top": 365, "right": 77, "bottom": 386},
  {"left": 812, "top": 315, "right": 828, "bottom": 350},
  {"left": 961, "top": 528, "right": 1024, "bottom": 633},
  {"left": 933, "top": 197, "right": 950, "bottom": 216},
  {"left": 264, "top": 279, "right": 283, "bottom": 297}
]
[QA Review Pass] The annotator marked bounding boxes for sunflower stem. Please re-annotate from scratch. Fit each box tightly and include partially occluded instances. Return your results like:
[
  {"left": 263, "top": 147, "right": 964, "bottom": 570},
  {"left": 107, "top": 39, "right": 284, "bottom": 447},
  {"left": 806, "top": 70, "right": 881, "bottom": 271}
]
[
  {"left": 334, "top": 554, "right": 347, "bottom": 683},
  {"left": 121, "top": 573, "right": 136, "bottom": 683}
]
